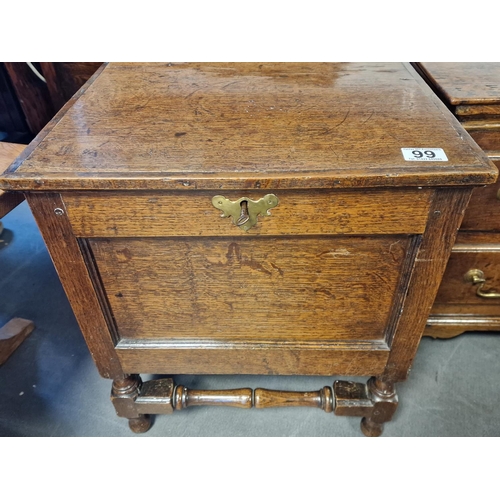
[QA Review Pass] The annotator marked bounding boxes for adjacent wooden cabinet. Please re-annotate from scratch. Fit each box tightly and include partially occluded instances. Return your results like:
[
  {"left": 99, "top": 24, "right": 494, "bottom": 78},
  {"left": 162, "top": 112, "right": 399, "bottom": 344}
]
[
  {"left": 414, "top": 63, "right": 500, "bottom": 338},
  {"left": 1, "top": 63, "right": 102, "bottom": 139},
  {"left": 0, "top": 63, "right": 496, "bottom": 435}
]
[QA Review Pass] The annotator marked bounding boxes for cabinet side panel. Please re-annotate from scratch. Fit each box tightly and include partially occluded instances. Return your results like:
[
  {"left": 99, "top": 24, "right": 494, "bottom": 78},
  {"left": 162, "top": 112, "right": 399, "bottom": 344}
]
[
  {"left": 384, "top": 188, "right": 473, "bottom": 381},
  {"left": 25, "top": 192, "right": 123, "bottom": 379}
]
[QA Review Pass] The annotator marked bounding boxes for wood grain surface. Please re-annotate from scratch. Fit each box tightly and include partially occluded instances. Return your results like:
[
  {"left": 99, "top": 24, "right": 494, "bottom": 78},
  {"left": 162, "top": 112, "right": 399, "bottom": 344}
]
[
  {"left": 6, "top": 63, "right": 498, "bottom": 434},
  {"left": 461, "top": 161, "right": 500, "bottom": 231},
  {"left": 418, "top": 63, "right": 500, "bottom": 105},
  {"left": 0, "top": 142, "right": 25, "bottom": 171},
  {"left": 25, "top": 192, "right": 123, "bottom": 379},
  {"left": 382, "top": 187, "right": 473, "bottom": 381},
  {"left": 40, "top": 62, "right": 103, "bottom": 111},
  {"left": 466, "top": 128, "right": 500, "bottom": 156},
  {"left": 63, "top": 188, "right": 432, "bottom": 238},
  {"left": 432, "top": 232, "right": 500, "bottom": 313},
  {"left": 90, "top": 235, "right": 410, "bottom": 342},
  {"left": 416, "top": 63, "right": 500, "bottom": 339},
  {"left": 0, "top": 63, "right": 496, "bottom": 191},
  {"left": 116, "top": 339, "right": 390, "bottom": 376}
]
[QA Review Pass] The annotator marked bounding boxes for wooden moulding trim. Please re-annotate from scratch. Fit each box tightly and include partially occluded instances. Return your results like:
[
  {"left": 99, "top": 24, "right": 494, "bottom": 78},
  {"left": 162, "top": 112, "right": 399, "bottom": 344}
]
[
  {"left": 463, "top": 122, "right": 500, "bottom": 131},
  {"left": 78, "top": 238, "right": 120, "bottom": 345},
  {"left": 116, "top": 338, "right": 390, "bottom": 350},
  {"left": 456, "top": 105, "right": 500, "bottom": 117},
  {"left": 427, "top": 315, "right": 500, "bottom": 328},
  {"left": 1, "top": 167, "right": 498, "bottom": 192},
  {"left": 3, "top": 63, "right": 108, "bottom": 175},
  {"left": 452, "top": 243, "right": 500, "bottom": 253},
  {"left": 383, "top": 234, "right": 422, "bottom": 347},
  {"left": 116, "top": 339, "right": 390, "bottom": 376}
]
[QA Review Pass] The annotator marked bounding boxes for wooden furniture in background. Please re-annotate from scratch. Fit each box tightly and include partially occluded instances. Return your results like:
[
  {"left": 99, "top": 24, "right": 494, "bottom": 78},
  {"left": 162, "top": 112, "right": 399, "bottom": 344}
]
[
  {"left": 0, "top": 65, "right": 32, "bottom": 144},
  {"left": 2, "top": 63, "right": 103, "bottom": 137},
  {"left": 39, "top": 63, "right": 103, "bottom": 112},
  {"left": 0, "top": 141, "right": 34, "bottom": 366},
  {"left": 414, "top": 63, "right": 500, "bottom": 339},
  {"left": 0, "top": 63, "right": 496, "bottom": 435}
]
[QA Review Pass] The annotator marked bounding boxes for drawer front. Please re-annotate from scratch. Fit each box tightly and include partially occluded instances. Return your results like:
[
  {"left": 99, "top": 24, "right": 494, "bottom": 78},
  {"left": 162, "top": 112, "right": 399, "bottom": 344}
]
[
  {"left": 432, "top": 242, "right": 500, "bottom": 316},
  {"left": 89, "top": 235, "right": 416, "bottom": 344},
  {"left": 466, "top": 128, "right": 500, "bottom": 155},
  {"left": 63, "top": 189, "right": 432, "bottom": 238},
  {"left": 461, "top": 160, "right": 500, "bottom": 231}
]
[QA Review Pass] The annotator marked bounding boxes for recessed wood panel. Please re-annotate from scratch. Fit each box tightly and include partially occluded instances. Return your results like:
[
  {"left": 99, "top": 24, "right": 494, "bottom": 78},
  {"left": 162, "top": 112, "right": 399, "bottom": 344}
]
[
  {"left": 64, "top": 189, "right": 431, "bottom": 237},
  {"left": 89, "top": 235, "right": 411, "bottom": 343}
]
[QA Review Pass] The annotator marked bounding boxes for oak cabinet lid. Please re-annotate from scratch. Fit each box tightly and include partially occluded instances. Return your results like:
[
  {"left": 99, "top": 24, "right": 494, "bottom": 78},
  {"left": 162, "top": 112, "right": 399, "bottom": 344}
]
[
  {"left": 418, "top": 62, "right": 500, "bottom": 106},
  {"left": 0, "top": 62, "right": 497, "bottom": 191}
]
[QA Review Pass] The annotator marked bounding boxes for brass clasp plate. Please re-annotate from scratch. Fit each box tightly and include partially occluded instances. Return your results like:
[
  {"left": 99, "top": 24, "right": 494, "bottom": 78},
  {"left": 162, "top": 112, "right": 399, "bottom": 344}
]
[{"left": 212, "top": 194, "right": 279, "bottom": 231}]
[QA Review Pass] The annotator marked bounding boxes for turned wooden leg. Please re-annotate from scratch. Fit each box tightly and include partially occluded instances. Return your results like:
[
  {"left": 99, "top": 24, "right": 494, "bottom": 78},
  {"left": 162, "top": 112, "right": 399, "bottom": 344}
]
[
  {"left": 110, "top": 374, "right": 152, "bottom": 433},
  {"left": 360, "top": 377, "right": 398, "bottom": 437},
  {"left": 333, "top": 377, "right": 398, "bottom": 437},
  {"left": 128, "top": 414, "right": 152, "bottom": 433}
]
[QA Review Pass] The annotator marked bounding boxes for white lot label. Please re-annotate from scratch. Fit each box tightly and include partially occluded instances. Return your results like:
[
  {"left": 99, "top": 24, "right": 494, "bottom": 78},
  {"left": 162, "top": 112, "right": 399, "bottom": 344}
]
[{"left": 401, "top": 148, "right": 448, "bottom": 161}]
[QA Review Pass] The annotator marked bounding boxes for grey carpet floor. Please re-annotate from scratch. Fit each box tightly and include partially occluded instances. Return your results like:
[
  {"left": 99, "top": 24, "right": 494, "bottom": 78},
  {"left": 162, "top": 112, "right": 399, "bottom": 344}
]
[{"left": 1, "top": 201, "right": 499, "bottom": 437}]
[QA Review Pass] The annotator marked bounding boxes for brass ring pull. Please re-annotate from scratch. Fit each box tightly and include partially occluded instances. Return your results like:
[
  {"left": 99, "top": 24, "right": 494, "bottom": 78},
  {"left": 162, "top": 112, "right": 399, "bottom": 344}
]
[{"left": 463, "top": 269, "right": 500, "bottom": 299}]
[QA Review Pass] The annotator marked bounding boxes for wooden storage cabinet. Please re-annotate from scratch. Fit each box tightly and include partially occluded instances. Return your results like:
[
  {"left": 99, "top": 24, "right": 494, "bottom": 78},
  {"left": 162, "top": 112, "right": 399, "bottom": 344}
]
[
  {"left": 1, "top": 63, "right": 496, "bottom": 436},
  {"left": 75, "top": 190, "right": 426, "bottom": 376},
  {"left": 415, "top": 63, "right": 500, "bottom": 338}
]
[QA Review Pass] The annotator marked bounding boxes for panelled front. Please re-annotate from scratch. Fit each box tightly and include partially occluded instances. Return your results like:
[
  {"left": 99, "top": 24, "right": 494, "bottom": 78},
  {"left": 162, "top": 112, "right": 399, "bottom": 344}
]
[
  {"left": 67, "top": 188, "right": 432, "bottom": 375},
  {"left": 89, "top": 235, "right": 412, "bottom": 342}
]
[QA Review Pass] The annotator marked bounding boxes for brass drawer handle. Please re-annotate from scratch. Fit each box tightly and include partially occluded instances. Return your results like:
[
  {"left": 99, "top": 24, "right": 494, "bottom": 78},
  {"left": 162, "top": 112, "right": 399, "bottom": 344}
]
[
  {"left": 212, "top": 194, "right": 279, "bottom": 231},
  {"left": 463, "top": 269, "right": 500, "bottom": 299}
]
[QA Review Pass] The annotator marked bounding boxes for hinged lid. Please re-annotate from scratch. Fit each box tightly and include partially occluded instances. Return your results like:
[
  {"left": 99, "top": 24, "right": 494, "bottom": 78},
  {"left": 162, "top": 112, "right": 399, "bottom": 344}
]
[{"left": 0, "top": 62, "right": 496, "bottom": 191}]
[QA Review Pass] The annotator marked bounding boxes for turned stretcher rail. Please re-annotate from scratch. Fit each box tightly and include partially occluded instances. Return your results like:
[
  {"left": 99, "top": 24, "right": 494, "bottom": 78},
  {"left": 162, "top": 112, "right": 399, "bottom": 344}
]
[
  {"left": 128, "top": 379, "right": 342, "bottom": 413},
  {"left": 111, "top": 376, "right": 397, "bottom": 436},
  {"left": 171, "top": 385, "right": 334, "bottom": 411}
]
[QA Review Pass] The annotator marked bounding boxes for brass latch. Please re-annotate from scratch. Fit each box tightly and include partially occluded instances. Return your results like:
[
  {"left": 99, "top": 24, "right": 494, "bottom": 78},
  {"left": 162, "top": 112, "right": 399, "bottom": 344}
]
[{"left": 212, "top": 194, "right": 279, "bottom": 231}]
